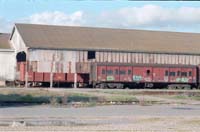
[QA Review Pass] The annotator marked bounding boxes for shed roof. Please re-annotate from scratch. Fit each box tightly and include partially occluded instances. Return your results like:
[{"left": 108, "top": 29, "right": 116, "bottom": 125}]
[
  {"left": 15, "top": 23, "right": 200, "bottom": 54},
  {"left": 0, "top": 33, "right": 11, "bottom": 49}
]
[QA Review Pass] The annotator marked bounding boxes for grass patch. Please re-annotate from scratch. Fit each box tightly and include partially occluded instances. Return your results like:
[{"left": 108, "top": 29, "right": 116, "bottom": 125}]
[
  {"left": 104, "top": 95, "right": 138, "bottom": 102},
  {"left": 67, "top": 93, "right": 98, "bottom": 102},
  {"left": 0, "top": 94, "right": 50, "bottom": 104},
  {"left": 173, "top": 95, "right": 188, "bottom": 100},
  {"left": 170, "top": 94, "right": 200, "bottom": 101}
]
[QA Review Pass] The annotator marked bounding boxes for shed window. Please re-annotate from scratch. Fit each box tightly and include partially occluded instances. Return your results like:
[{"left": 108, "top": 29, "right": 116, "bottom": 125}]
[
  {"left": 107, "top": 70, "right": 113, "bottom": 75},
  {"left": 189, "top": 71, "right": 192, "bottom": 76},
  {"left": 146, "top": 70, "right": 150, "bottom": 76},
  {"left": 88, "top": 51, "right": 96, "bottom": 59},
  {"left": 165, "top": 70, "right": 169, "bottom": 76},
  {"left": 102, "top": 69, "right": 105, "bottom": 74},
  {"left": 170, "top": 72, "right": 176, "bottom": 76},
  {"left": 120, "top": 70, "right": 126, "bottom": 75},
  {"left": 128, "top": 70, "right": 132, "bottom": 75}
]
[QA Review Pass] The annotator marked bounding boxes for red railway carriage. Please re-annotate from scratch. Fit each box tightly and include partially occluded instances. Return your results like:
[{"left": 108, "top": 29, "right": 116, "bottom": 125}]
[
  {"left": 91, "top": 63, "right": 197, "bottom": 89},
  {"left": 17, "top": 62, "right": 89, "bottom": 87},
  {"left": 17, "top": 61, "right": 198, "bottom": 89}
]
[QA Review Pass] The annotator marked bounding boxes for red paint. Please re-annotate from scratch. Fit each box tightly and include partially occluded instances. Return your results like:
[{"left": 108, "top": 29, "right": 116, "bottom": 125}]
[
  {"left": 169, "top": 68, "right": 181, "bottom": 82},
  {"left": 34, "top": 72, "right": 44, "bottom": 82},
  {"left": 96, "top": 64, "right": 197, "bottom": 84},
  {"left": 106, "top": 66, "right": 119, "bottom": 82},
  {"left": 97, "top": 66, "right": 106, "bottom": 81},
  {"left": 153, "top": 67, "right": 169, "bottom": 82},
  {"left": 44, "top": 73, "right": 50, "bottom": 82},
  {"left": 18, "top": 62, "right": 197, "bottom": 86},
  {"left": 19, "top": 62, "right": 26, "bottom": 81},
  {"left": 67, "top": 73, "right": 74, "bottom": 82},
  {"left": 132, "top": 67, "right": 152, "bottom": 82},
  {"left": 54, "top": 73, "right": 66, "bottom": 82},
  {"left": 119, "top": 66, "right": 132, "bottom": 82},
  {"left": 28, "top": 72, "right": 34, "bottom": 82}
]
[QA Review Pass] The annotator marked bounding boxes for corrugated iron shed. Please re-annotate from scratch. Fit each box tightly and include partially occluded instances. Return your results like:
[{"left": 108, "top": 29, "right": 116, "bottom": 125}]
[{"left": 14, "top": 23, "right": 200, "bottom": 54}]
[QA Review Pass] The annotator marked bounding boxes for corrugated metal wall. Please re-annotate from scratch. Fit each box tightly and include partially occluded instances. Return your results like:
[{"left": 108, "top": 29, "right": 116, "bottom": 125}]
[
  {"left": 0, "top": 51, "right": 16, "bottom": 81},
  {"left": 29, "top": 49, "right": 76, "bottom": 73},
  {"left": 28, "top": 49, "right": 200, "bottom": 74}
]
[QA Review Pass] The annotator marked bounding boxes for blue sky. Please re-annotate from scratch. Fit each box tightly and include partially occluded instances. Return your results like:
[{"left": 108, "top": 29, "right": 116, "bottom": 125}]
[{"left": 1, "top": 0, "right": 200, "bottom": 33}]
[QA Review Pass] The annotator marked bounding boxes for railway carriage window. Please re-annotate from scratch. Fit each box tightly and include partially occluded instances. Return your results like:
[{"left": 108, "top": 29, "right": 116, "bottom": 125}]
[
  {"left": 107, "top": 70, "right": 113, "bottom": 75},
  {"left": 165, "top": 70, "right": 169, "bottom": 76},
  {"left": 128, "top": 70, "right": 132, "bottom": 75},
  {"left": 120, "top": 70, "right": 126, "bottom": 75},
  {"left": 181, "top": 72, "right": 187, "bottom": 77},
  {"left": 177, "top": 71, "right": 180, "bottom": 76},
  {"left": 115, "top": 69, "right": 119, "bottom": 75},
  {"left": 102, "top": 69, "right": 105, "bottom": 74},
  {"left": 189, "top": 71, "right": 192, "bottom": 76},
  {"left": 170, "top": 72, "right": 176, "bottom": 76},
  {"left": 146, "top": 70, "right": 150, "bottom": 76}
]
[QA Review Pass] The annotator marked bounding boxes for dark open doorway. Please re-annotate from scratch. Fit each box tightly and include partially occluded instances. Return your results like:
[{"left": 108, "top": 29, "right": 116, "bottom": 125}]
[{"left": 16, "top": 51, "right": 26, "bottom": 62}]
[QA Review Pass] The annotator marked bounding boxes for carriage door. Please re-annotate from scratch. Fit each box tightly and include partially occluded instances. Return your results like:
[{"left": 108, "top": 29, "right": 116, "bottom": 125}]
[{"left": 143, "top": 67, "right": 153, "bottom": 82}]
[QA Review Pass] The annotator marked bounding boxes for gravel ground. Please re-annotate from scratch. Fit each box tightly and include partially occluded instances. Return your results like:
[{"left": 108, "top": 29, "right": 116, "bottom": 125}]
[{"left": 0, "top": 104, "right": 200, "bottom": 131}]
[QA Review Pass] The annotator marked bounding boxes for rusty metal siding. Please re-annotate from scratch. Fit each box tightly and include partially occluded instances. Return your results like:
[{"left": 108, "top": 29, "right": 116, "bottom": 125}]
[
  {"left": 185, "top": 55, "right": 189, "bottom": 65},
  {"left": 108, "top": 52, "right": 112, "bottom": 62},
  {"left": 28, "top": 48, "right": 200, "bottom": 76},
  {"left": 79, "top": 51, "right": 83, "bottom": 62},
  {"left": 192, "top": 56, "right": 195, "bottom": 65},
  {"left": 46, "top": 49, "right": 200, "bottom": 65},
  {"left": 29, "top": 49, "right": 77, "bottom": 73},
  {"left": 99, "top": 51, "right": 103, "bottom": 62},
  {"left": 116, "top": 52, "right": 119, "bottom": 62},
  {"left": 198, "top": 57, "right": 200, "bottom": 65},
  {"left": 83, "top": 51, "right": 87, "bottom": 62},
  {"left": 76, "top": 62, "right": 90, "bottom": 73},
  {"left": 96, "top": 51, "right": 100, "bottom": 62},
  {"left": 112, "top": 52, "right": 115, "bottom": 63},
  {"left": 131, "top": 53, "right": 135, "bottom": 63},
  {"left": 76, "top": 51, "right": 80, "bottom": 62},
  {"left": 119, "top": 52, "right": 122, "bottom": 63},
  {"left": 127, "top": 53, "right": 131, "bottom": 63},
  {"left": 174, "top": 55, "right": 178, "bottom": 65},
  {"left": 153, "top": 54, "right": 157, "bottom": 64}
]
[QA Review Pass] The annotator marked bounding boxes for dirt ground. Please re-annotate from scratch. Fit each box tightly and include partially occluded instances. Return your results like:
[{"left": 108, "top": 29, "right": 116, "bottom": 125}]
[
  {"left": 0, "top": 88, "right": 200, "bottom": 131},
  {"left": 0, "top": 105, "right": 200, "bottom": 131},
  {"left": 1, "top": 116, "right": 200, "bottom": 132}
]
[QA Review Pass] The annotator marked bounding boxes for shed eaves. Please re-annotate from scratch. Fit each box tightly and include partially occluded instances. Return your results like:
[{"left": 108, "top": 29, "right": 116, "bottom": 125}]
[
  {"left": 0, "top": 33, "right": 11, "bottom": 49},
  {"left": 15, "top": 23, "right": 200, "bottom": 54}
]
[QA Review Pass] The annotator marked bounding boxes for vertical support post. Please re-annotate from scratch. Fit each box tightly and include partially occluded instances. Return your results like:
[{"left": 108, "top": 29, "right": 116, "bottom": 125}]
[
  {"left": 50, "top": 54, "right": 55, "bottom": 88},
  {"left": 50, "top": 61, "right": 53, "bottom": 88},
  {"left": 74, "top": 72, "right": 77, "bottom": 88},
  {"left": 25, "top": 50, "right": 29, "bottom": 88},
  {"left": 25, "top": 61, "right": 28, "bottom": 88}
]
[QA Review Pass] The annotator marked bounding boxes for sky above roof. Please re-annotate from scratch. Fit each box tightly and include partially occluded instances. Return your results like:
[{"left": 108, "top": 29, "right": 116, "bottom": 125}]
[{"left": 0, "top": 0, "right": 200, "bottom": 33}]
